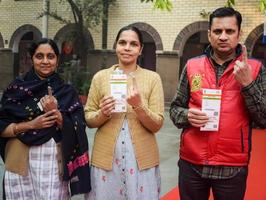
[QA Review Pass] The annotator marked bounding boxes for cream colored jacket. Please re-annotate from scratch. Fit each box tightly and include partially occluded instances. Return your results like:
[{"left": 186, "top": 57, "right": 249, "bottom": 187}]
[{"left": 84, "top": 65, "right": 164, "bottom": 170}]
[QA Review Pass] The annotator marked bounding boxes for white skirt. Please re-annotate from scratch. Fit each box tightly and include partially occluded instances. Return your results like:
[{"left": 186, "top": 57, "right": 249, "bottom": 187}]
[
  {"left": 4, "top": 139, "right": 70, "bottom": 200},
  {"left": 86, "top": 120, "right": 161, "bottom": 200}
]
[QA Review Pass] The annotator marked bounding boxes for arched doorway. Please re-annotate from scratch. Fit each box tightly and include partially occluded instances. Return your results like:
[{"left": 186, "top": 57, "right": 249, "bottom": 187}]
[
  {"left": 245, "top": 24, "right": 265, "bottom": 66},
  {"left": 54, "top": 23, "right": 94, "bottom": 69},
  {"left": 54, "top": 24, "right": 94, "bottom": 95},
  {"left": 9, "top": 25, "right": 42, "bottom": 76},
  {"left": 0, "top": 33, "right": 4, "bottom": 48},
  {"left": 126, "top": 22, "right": 163, "bottom": 72},
  {"left": 252, "top": 34, "right": 266, "bottom": 66},
  {"left": 18, "top": 32, "right": 35, "bottom": 75},
  {"left": 139, "top": 31, "right": 156, "bottom": 71},
  {"left": 180, "top": 31, "right": 209, "bottom": 75},
  {"left": 173, "top": 21, "right": 209, "bottom": 76}
]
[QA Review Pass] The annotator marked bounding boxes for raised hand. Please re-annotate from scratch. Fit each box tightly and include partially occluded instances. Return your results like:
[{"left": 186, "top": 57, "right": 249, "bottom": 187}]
[
  {"left": 188, "top": 108, "right": 209, "bottom": 128},
  {"left": 233, "top": 45, "right": 253, "bottom": 87},
  {"left": 127, "top": 75, "right": 142, "bottom": 108},
  {"left": 40, "top": 86, "right": 58, "bottom": 112},
  {"left": 40, "top": 86, "right": 62, "bottom": 126},
  {"left": 99, "top": 95, "right": 116, "bottom": 117}
]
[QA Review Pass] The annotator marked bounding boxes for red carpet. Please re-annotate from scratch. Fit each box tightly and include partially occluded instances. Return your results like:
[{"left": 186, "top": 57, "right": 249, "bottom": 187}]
[{"left": 161, "top": 129, "right": 266, "bottom": 200}]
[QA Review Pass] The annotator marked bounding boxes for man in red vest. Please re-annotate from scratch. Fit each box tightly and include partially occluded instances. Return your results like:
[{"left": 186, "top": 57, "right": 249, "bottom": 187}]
[{"left": 170, "top": 7, "right": 266, "bottom": 200}]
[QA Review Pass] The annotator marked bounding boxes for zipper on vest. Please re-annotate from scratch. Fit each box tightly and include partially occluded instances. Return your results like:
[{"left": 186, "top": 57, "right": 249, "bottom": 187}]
[
  {"left": 206, "top": 57, "right": 220, "bottom": 88},
  {"left": 241, "top": 128, "right": 244, "bottom": 152},
  {"left": 180, "top": 129, "right": 185, "bottom": 147}
]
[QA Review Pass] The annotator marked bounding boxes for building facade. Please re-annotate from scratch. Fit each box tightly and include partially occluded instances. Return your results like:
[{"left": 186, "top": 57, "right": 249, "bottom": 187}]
[{"left": 0, "top": 0, "right": 265, "bottom": 104}]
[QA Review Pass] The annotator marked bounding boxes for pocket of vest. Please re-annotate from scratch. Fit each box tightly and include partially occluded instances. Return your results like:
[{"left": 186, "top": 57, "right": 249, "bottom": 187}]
[{"left": 240, "top": 127, "right": 250, "bottom": 153}]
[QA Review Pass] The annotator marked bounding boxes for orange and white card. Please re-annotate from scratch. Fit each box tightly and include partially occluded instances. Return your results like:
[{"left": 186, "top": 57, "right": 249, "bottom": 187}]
[
  {"left": 110, "top": 72, "right": 127, "bottom": 113},
  {"left": 200, "top": 88, "right": 222, "bottom": 131}
]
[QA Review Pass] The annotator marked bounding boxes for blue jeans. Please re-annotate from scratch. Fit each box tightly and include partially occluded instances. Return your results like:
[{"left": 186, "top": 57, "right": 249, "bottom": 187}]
[{"left": 178, "top": 159, "right": 248, "bottom": 200}]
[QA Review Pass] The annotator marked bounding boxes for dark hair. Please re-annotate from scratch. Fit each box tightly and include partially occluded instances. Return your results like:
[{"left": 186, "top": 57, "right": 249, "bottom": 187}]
[
  {"left": 209, "top": 7, "right": 242, "bottom": 31},
  {"left": 115, "top": 26, "right": 143, "bottom": 47},
  {"left": 29, "top": 38, "right": 60, "bottom": 59}
]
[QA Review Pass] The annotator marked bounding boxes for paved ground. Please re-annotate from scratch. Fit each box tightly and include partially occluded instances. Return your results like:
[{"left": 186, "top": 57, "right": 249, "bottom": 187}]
[{"left": 0, "top": 109, "right": 181, "bottom": 199}]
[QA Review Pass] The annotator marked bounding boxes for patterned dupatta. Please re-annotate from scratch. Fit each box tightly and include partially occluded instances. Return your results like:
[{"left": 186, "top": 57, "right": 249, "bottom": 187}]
[{"left": 0, "top": 68, "right": 91, "bottom": 195}]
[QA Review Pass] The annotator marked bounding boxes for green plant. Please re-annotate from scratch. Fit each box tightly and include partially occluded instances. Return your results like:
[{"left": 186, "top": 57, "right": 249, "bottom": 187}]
[
  {"left": 200, "top": 0, "right": 266, "bottom": 19},
  {"left": 72, "top": 72, "right": 91, "bottom": 95},
  {"left": 200, "top": 9, "right": 211, "bottom": 19},
  {"left": 59, "top": 61, "right": 91, "bottom": 95}
]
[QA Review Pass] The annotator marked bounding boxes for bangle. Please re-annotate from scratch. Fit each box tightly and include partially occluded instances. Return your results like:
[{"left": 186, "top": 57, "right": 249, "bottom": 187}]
[
  {"left": 132, "top": 104, "right": 144, "bottom": 111},
  {"left": 103, "top": 113, "right": 111, "bottom": 118},
  {"left": 100, "top": 110, "right": 111, "bottom": 119},
  {"left": 13, "top": 124, "right": 21, "bottom": 136}
]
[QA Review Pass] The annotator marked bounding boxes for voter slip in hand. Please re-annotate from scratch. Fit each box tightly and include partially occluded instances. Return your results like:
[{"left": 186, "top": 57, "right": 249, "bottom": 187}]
[
  {"left": 200, "top": 88, "right": 222, "bottom": 131},
  {"left": 110, "top": 72, "right": 127, "bottom": 113}
]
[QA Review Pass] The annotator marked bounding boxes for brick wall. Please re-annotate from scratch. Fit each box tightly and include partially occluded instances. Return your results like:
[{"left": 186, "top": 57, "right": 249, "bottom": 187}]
[
  {"left": 107, "top": 0, "right": 265, "bottom": 50},
  {"left": 0, "top": 0, "right": 100, "bottom": 48},
  {"left": 0, "top": 0, "right": 264, "bottom": 50}
]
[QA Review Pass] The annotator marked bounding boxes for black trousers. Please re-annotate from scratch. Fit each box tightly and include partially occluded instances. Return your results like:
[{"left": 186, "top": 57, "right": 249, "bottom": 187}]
[{"left": 178, "top": 159, "right": 248, "bottom": 200}]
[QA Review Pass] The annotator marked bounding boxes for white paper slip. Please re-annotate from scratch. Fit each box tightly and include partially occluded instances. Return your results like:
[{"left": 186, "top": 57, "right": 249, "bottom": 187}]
[
  {"left": 110, "top": 73, "right": 127, "bottom": 113},
  {"left": 200, "top": 88, "right": 222, "bottom": 131},
  {"left": 37, "top": 101, "right": 43, "bottom": 111}
]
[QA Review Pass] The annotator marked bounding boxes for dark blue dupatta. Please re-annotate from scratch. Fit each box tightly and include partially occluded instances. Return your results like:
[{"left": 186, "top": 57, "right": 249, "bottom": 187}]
[{"left": 0, "top": 69, "right": 91, "bottom": 195}]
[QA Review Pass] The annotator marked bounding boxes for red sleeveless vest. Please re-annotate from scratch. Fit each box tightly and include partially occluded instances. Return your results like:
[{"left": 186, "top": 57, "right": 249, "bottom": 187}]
[{"left": 180, "top": 55, "right": 261, "bottom": 166}]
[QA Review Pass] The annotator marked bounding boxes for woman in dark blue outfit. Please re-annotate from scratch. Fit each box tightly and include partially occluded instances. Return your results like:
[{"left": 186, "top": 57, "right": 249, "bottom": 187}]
[{"left": 0, "top": 38, "right": 90, "bottom": 199}]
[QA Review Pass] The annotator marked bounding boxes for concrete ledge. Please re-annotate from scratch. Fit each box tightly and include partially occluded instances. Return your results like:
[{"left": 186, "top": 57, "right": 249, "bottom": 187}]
[{"left": 156, "top": 50, "right": 179, "bottom": 56}]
